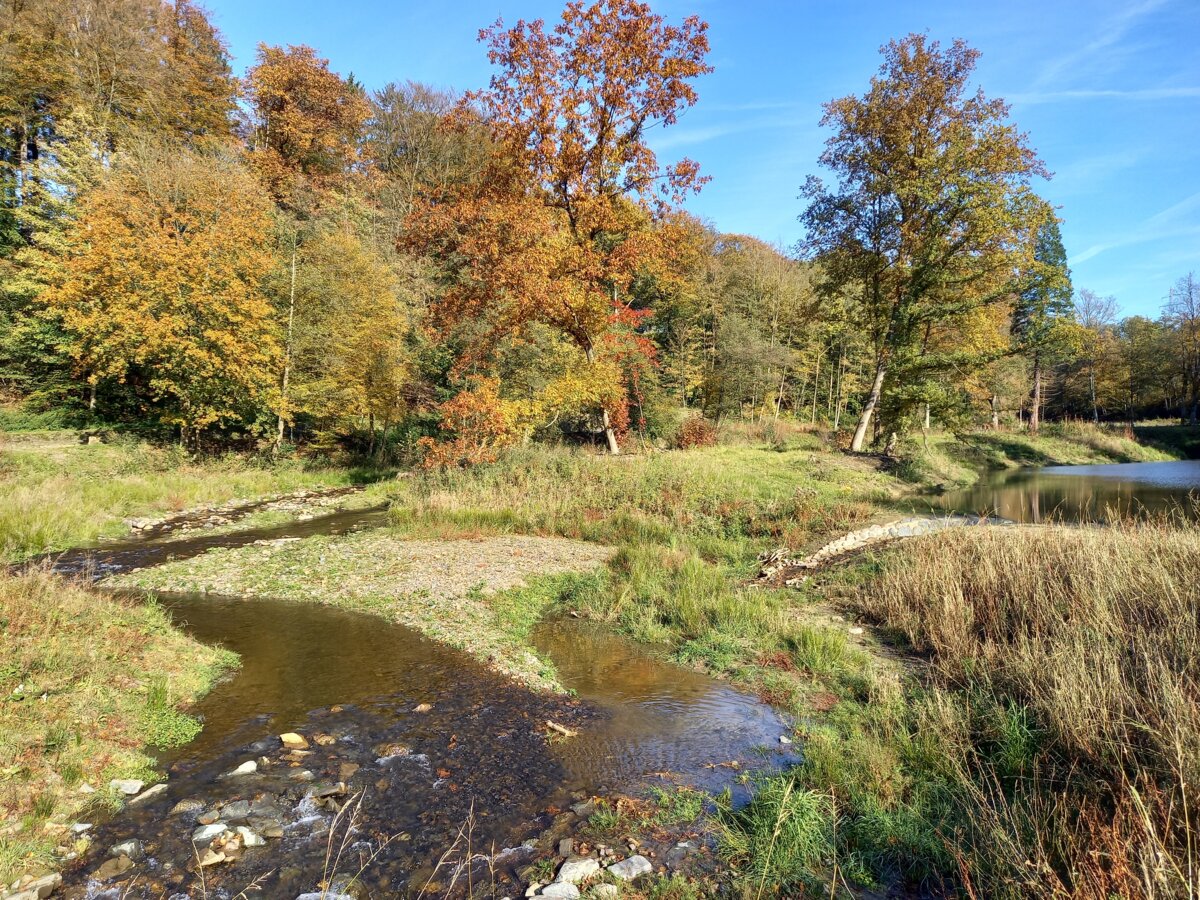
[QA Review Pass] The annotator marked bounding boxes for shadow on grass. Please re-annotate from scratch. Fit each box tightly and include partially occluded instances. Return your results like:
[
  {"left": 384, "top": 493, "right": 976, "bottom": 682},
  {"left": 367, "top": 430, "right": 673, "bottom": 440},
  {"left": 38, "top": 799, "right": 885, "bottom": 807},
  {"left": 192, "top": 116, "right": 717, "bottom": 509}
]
[{"left": 1135, "top": 425, "right": 1200, "bottom": 460}]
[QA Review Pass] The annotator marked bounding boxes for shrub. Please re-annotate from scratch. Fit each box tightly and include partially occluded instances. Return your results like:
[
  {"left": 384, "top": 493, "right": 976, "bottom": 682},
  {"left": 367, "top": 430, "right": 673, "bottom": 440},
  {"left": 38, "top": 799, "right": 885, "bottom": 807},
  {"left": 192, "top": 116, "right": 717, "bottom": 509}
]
[{"left": 674, "top": 415, "right": 718, "bottom": 449}]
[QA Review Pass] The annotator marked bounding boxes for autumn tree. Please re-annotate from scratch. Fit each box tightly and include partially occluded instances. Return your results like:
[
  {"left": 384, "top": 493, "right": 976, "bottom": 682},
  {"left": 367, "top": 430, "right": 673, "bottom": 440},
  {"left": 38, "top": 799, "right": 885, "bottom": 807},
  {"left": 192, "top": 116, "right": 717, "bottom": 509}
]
[
  {"left": 1012, "top": 218, "right": 1072, "bottom": 432},
  {"left": 271, "top": 216, "right": 412, "bottom": 452},
  {"left": 802, "top": 34, "right": 1051, "bottom": 451},
  {"left": 42, "top": 143, "right": 279, "bottom": 443},
  {"left": 406, "top": 0, "right": 711, "bottom": 456},
  {"left": 243, "top": 43, "right": 370, "bottom": 208}
]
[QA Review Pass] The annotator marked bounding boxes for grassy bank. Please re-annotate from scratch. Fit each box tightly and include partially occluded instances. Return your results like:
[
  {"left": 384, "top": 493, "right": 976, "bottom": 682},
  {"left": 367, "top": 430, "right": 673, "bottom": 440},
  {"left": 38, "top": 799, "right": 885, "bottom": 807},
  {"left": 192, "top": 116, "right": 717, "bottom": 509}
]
[
  {"left": 0, "top": 433, "right": 385, "bottom": 563},
  {"left": 896, "top": 421, "right": 1180, "bottom": 487},
  {"left": 749, "top": 523, "right": 1200, "bottom": 899},
  {"left": 0, "top": 572, "right": 236, "bottom": 882}
]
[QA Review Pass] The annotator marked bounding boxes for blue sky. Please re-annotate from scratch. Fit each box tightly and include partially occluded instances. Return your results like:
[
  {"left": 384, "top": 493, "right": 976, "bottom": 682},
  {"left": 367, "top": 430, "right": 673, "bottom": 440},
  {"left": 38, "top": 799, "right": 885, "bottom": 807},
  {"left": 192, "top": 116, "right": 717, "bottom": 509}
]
[{"left": 206, "top": 0, "right": 1199, "bottom": 316}]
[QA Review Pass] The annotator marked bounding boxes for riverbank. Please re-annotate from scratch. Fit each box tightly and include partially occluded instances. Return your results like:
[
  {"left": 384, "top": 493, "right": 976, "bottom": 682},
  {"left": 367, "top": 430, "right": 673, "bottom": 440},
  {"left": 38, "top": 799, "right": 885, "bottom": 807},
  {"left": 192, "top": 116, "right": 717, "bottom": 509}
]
[
  {"left": 896, "top": 421, "right": 1180, "bottom": 487},
  {"left": 113, "top": 532, "right": 615, "bottom": 691},
  {"left": 0, "top": 572, "right": 236, "bottom": 883},
  {"left": 3, "top": 421, "right": 1196, "bottom": 896},
  {"left": 0, "top": 432, "right": 390, "bottom": 564}
]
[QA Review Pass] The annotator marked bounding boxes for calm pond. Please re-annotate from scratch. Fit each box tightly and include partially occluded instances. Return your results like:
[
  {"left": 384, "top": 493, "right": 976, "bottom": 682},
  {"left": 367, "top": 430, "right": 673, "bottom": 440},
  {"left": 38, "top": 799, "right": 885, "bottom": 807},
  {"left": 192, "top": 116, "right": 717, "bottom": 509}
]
[
  {"left": 57, "top": 513, "right": 790, "bottom": 898},
  {"left": 935, "top": 459, "right": 1200, "bottom": 523}
]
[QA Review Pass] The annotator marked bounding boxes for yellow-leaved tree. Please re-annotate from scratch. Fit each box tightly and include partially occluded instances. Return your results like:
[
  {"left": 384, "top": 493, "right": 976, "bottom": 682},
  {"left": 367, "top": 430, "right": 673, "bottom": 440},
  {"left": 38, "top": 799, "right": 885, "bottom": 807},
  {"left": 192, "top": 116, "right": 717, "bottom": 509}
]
[{"left": 44, "top": 143, "right": 279, "bottom": 445}]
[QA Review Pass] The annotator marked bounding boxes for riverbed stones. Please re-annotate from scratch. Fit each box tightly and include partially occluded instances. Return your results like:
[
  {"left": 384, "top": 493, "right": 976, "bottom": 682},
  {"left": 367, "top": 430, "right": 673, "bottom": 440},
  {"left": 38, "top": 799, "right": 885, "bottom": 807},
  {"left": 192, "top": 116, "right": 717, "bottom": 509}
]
[
  {"left": 191, "top": 823, "right": 227, "bottom": 844},
  {"left": 557, "top": 838, "right": 574, "bottom": 857},
  {"left": 220, "top": 800, "right": 253, "bottom": 821},
  {"left": 196, "top": 849, "right": 225, "bottom": 867},
  {"left": 109, "top": 779, "right": 144, "bottom": 796},
  {"left": 4, "top": 873, "right": 60, "bottom": 899},
  {"left": 222, "top": 760, "right": 257, "bottom": 777},
  {"left": 236, "top": 826, "right": 267, "bottom": 848},
  {"left": 168, "top": 798, "right": 204, "bottom": 817},
  {"left": 539, "top": 884, "right": 580, "bottom": 899},
  {"left": 108, "top": 839, "right": 144, "bottom": 861},
  {"left": 279, "top": 734, "right": 309, "bottom": 753},
  {"left": 93, "top": 855, "right": 134, "bottom": 880},
  {"left": 129, "top": 783, "right": 168, "bottom": 805},
  {"left": 607, "top": 855, "right": 652, "bottom": 881},
  {"left": 555, "top": 856, "right": 599, "bottom": 884}
]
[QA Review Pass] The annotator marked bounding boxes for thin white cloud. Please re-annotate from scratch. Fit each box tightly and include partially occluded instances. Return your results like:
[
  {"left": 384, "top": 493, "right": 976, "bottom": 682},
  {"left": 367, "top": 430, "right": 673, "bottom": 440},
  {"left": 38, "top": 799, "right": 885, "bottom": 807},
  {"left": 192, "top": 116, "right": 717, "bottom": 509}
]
[
  {"left": 1034, "top": 0, "right": 1170, "bottom": 88},
  {"left": 1074, "top": 190, "right": 1200, "bottom": 263},
  {"left": 1011, "top": 86, "right": 1200, "bottom": 104}
]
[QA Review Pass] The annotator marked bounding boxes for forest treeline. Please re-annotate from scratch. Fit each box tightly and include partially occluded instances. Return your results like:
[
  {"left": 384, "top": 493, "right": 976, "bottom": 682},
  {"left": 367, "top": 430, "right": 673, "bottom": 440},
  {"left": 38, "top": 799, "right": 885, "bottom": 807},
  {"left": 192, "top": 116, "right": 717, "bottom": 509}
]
[{"left": 1, "top": 0, "right": 1197, "bottom": 459}]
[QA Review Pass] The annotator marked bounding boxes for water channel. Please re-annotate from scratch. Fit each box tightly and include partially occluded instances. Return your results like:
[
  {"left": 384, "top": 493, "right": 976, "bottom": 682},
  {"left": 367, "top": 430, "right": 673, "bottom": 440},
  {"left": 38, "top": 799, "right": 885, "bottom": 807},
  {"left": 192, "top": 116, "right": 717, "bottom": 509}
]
[{"left": 53, "top": 508, "right": 791, "bottom": 898}]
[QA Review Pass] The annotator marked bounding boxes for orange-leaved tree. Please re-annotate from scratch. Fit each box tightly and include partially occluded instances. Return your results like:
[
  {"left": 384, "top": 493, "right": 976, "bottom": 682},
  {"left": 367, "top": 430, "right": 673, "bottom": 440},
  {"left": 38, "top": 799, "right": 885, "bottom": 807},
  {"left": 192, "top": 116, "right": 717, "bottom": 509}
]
[
  {"left": 406, "top": 0, "right": 711, "bottom": 457},
  {"left": 43, "top": 143, "right": 279, "bottom": 445},
  {"left": 243, "top": 43, "right": 370, "bottom": 209}
]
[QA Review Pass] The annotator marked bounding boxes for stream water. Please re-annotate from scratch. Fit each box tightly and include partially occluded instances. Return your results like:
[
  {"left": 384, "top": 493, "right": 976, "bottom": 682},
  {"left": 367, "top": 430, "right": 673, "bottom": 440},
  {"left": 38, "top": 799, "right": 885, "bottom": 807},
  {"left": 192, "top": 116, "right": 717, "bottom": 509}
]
[
  {"left": 54, "top": 507, "right": 792, "bottom": 899},
  {"left": 934, "top": 459, "right": 1200, "bottom": 523}
]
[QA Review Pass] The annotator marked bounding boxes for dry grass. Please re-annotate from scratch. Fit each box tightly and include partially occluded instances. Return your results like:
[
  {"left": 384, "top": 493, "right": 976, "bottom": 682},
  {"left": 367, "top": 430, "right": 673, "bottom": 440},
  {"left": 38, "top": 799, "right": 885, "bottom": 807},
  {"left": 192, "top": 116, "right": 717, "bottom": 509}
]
[
  {"left": 0, "top": 571, "right": 236, "bottom": 881},
  {"left": 855, "top": 524, "right": 1200, "bottom": 897}
]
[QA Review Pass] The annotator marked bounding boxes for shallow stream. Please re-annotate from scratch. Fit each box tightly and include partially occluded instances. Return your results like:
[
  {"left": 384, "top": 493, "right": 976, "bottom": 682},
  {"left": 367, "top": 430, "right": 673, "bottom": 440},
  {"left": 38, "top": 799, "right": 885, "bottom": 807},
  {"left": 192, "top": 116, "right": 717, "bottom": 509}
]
[{"left": 54, "top": 507, "right": 791, "bottom": 898}]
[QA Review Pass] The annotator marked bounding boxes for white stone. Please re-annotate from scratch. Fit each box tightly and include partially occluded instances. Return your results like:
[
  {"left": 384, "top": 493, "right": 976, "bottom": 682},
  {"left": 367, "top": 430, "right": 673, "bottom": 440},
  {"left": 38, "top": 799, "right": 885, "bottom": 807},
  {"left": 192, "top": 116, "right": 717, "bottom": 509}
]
[
  {"left": 109, "top": 779, "right": 143, "bottom": 795},
  {"left": 588, "top": 886, "right": 619, "bottom": 900},
  {"left": 779, "top": 735, "right": 793, "bottom": 745},
  {"left": 540, "top": 884, "right": 581, "bottom": 899},
  {"left": 607, "top": 855, "right": 652, "bottom": 881},
  {"left": 555, "top": 856, "right": 600, "bottom": 884},
  {"left": 191, "top": 823, "right": 227, "bottom": 844},
  {"left": 223, "top": 760, "right": 257, "bottom": 777},
  {"left": 236, "top": 826, "right": 266, "bottom": 848},
  {"left": 130, "top": 783, "right": 168, "bottom": 804}
]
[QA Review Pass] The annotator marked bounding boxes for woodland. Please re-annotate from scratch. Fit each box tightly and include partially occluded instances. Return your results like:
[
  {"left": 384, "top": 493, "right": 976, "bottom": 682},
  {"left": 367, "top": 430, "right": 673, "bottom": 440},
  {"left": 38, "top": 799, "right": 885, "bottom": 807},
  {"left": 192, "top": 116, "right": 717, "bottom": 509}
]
[{"left": 2, "top": 0, "right": 1197, "bottom": 459}]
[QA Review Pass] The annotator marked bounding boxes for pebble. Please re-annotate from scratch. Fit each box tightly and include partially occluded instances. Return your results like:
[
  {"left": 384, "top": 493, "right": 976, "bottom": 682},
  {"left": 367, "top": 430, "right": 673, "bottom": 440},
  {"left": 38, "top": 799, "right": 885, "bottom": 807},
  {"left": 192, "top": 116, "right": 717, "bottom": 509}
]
[
  {"left": 236, "top": 826, "right": 266, "bottom": 848},
  {"left": 191, "top": 823, "right": 227, "bottom": 844},
  {"left": 93, "top": 855, "right": 134, "bottom": 880},
  {"left": 779, "top": 735, "right": 793, "bottom": 745},
  {"left": 109, "top": 779, "right": 144, "bottom": 796},
  {"left": 413, "top": 703, "right": 433, "bottom": 713},
  {"left": 129, "top": 783, "right": 168, "bottom": 805},
  {"left": 607, "top": 855, "right": 652, "bottom": 881},
  {"left": 222, "top": 760, "right": 257, "bottom": 777},
  {"left": 848, "top": 626, "right": 864, "bottom": 635},
  {"left": 555, "top": 856, "right": 599, "bottom": 884},
  {"left": 109, "top": 839, "right": 144, "bottom": 861},
  {"left": 168, "top": 798, "right": 204, "bottom": 817},
  {"left": 279, "top": 732, "right": 309, "bottom": 750},
  {"left": 197, "top": 849, "right": 226, "bottom": 867}
]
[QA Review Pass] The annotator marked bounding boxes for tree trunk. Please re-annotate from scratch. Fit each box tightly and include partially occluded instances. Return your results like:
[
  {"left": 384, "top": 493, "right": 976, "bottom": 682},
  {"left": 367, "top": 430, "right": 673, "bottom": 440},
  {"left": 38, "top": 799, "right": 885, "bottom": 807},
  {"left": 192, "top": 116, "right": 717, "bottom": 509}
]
[
  {"left": 990, "top": 394, "right": 1000, "bottom": 429},
  {"left": 923, "top": 402, "right": 931, "bottom": 430},
  {"left": 1089, "top": 366, "right": 1099, "bottom": 423},
  {"left": 275, "top": 243, "right": 298, "bottom": 453},
  {"left": 810, "top": 347, "right": 821, "bottom": 424},
  {"left": 601, "top": 408, "right": 620, "bottom": 454},
  {"left": 1029, "top": 354, "right": 1042, "bottom": 435},
  {"left": 832, "top": 347, "right": 846, "bottom": 431},
  {"left": 851, "top": 357, "right": 887, "bottom": 452},
  {"left": 584, "top": 344, "right": 620, "bottom": 454}
]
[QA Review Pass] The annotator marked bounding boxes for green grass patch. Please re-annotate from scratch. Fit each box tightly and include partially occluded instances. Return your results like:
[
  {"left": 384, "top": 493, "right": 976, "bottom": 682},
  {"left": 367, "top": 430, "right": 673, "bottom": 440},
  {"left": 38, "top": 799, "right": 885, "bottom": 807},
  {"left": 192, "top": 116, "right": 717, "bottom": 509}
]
[{"left": 0, "top": 572, "right": 237, "bottom": 883}]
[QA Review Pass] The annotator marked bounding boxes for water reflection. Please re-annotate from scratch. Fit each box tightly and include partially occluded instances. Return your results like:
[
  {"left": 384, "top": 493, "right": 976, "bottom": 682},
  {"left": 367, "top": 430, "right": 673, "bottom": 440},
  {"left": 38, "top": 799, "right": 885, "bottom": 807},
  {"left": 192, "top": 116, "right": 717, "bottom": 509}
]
[{"left": 935, "top": 460, "right": 1200, "bottom": 523}]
